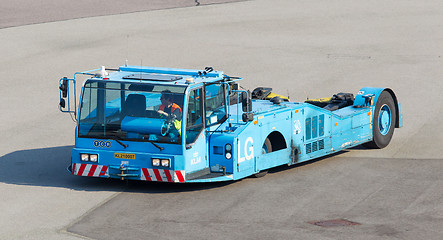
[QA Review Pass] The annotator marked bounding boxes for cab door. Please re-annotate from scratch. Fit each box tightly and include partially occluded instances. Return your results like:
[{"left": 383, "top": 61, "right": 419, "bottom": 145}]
[
  {"left": 184, "top": 87, "right": 207, "bottom": 174},
  {"left": 204, "top": 83, "right": 229, "bottom": 172}
]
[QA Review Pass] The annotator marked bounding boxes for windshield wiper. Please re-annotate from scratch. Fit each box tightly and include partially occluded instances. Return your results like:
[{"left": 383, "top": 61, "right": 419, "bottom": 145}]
[
  {"left": 107, "top": 131, "right": 129, "bottom": 148},
  {"left": 114, "top": 139, "right": 128, "bottom": 149},
  {"left": 149, "top": 141, "right": 164, "bottom": 151},
  {"left": 107, "top": 130, "right": 163, "bottom": 150}
]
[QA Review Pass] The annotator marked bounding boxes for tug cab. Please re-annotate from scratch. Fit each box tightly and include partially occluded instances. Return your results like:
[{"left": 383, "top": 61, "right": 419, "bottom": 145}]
[{"left": 60, "top": 66, "right": 242, "bottom": 182}]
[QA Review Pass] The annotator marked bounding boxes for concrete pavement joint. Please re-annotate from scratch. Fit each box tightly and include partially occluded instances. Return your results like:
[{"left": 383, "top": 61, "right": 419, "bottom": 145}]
[
  {"left": 61, "top": 189, "right": 128, "bottom": 238},
  {"left": 58, "top": 229, "right": 95, "bottom": 240},
  {"left": 0, "top": 0, "right": 250, "bottom": 30}
]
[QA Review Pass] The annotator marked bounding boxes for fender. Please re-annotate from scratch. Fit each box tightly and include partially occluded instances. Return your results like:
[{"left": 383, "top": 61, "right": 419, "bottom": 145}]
[{"left": 354, "top": 87, "right": 402, "bottom": 128}]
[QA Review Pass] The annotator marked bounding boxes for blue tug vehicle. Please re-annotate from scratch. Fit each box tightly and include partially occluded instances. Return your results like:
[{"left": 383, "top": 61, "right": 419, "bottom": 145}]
[{"left": 59, "top": 65, "right": 402, "bottom": 183}]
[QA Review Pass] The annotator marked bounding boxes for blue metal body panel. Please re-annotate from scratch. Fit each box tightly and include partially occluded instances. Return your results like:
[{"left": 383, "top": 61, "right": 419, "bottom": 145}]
[{"left": 60, "top": 65, "right": 402, "bottom": 183}]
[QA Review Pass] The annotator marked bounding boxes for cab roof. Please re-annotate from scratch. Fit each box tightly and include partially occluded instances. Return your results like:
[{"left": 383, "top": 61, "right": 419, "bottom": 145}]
[{"left": 102, "top": 65, "right": 227, "bottom": 86}]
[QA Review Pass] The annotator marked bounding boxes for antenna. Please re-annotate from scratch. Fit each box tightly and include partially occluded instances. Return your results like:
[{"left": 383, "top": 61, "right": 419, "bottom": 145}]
[
  {"left": 140, "top": 59, "right": 143, "bottom": 82},
  {"left": 126, "top": 35, "right": 129, "bottom": 66},
  {"left": 304, "top": 90, "right": 309, "bottom": 100}
]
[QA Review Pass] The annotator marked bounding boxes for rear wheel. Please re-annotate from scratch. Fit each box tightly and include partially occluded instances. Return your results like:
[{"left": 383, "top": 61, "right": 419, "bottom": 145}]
[
  {"left": 253, "top": 138, "right": 272, "bottom": 178},
  {"left": 364, "top": 91, "right": 396, "bottom": 149}
]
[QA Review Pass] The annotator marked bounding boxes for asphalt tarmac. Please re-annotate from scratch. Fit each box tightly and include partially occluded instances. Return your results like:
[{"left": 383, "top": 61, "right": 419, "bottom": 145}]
[
  {"left": 1, "top": 0, "right": 442, "bottom": 239},
  {"left": 0, "top": 0, "right": 244, "bottom": 29}
]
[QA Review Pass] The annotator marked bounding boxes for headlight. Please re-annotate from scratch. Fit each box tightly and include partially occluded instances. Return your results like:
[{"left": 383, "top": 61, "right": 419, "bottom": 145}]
[
  {"left": 225, "top": 144, "right": 232, "bottom": 151},
  {"left": 152, "top": 158, "right": 171, "bottom": 167},
  {"left": 161, "top": 159, "right": 170, "bottom": 167},
  {"left": 81, "top": 154, "right": 89, "bottom": 161},
  {"left": 81, "top": 153, "right": 98, "bottom": 162},
  {"left": 89, "top": 154, "right": 98, "bottom": 162},
  {"left": 152, "top": 158, "right": 161, "bottom": 167},
  {"left": 225, "top": 144, "right": 232, "bottom": 159}
]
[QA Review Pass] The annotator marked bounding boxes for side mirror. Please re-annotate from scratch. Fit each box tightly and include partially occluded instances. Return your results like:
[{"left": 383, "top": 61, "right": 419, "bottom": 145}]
[
  {"left": 59, "top": 77, "right": 76, "bottom": 116},
  {"left": 59, "top": 98, "right": 66, "bottom": 108},
  {"left": 241, "top": 91, "right": 252, "bottom": 113},
  {"left": 60, "top": 78, "right": 68, "bottom": 98},
  {"left": 241, "top": 95, "right": 247, "bottom": 112}
]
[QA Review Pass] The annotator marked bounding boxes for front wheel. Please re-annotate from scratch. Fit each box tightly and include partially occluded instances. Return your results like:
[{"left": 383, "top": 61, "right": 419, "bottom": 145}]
[{"left": 364, "top": 91, "right": 396, "bottom": 149}]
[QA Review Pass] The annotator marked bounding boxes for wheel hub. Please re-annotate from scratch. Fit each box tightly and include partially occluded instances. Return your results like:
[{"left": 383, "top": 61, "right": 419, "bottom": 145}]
[{"left": 379, "top": 104, "right": 391, "bottom": 135}]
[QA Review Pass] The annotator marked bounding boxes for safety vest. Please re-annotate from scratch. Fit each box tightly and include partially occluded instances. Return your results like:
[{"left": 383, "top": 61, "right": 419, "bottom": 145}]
[
  {"left": 159, "top": 103, "right": 182, "bottom": 134},
  {"left": 159, "top": 103, "right": 182, "bottom": 115}
]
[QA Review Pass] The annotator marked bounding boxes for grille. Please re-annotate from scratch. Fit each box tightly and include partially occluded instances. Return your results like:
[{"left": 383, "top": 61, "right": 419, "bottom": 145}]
[
  {"left": 319, "top": 139, "right": 324, "bottom": 150},
  {"left": 306, "top": 139, "right": 325, "bottom": 154},
  {"left": 306, "top": 143, "right": 312, "bottom": 154}
]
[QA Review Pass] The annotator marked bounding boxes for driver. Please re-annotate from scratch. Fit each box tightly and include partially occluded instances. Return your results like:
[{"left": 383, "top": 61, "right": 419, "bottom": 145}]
[
  {"left": 158, "top": 90, "right": 182, "bottom": 119},
  {"left": 158, "top": 90, "right": 182, "bottom": 140}
]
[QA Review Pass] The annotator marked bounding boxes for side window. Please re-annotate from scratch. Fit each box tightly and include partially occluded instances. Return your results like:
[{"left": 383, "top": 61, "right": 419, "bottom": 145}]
[
  {"left": 205, "top": 83, "right": 226, "bottom": 126},
  {"left": 186, "top": 88, "right": 203, "bottom": 144},
  {"left": 79, "top": 86, "right": 96, "bottom": 121}
]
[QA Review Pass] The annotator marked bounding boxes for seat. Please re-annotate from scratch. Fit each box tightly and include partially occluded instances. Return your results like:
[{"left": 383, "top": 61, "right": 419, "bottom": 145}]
[
  {"left": 305, "top": 93, "right": 354, "bottom": 111},
  {"left": 323, "top": 93, "right": 354, "bottom": 111},
  {"left": 124, "top": 94, "right": 146, "bottom": 117}
]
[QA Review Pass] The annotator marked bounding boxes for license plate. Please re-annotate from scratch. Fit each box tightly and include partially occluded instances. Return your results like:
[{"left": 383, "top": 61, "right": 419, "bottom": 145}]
[{"left": 114, "top": 153, "right": 135, "bottom": 159}]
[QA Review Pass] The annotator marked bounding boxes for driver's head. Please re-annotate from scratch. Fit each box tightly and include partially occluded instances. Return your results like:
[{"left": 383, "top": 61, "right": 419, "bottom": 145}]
[{"left": 160, "top": 90, "right": 173, "bottom": 105}]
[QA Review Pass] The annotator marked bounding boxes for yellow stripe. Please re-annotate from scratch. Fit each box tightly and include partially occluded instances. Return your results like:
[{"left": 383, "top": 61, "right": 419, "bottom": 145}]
[{"left": 265, "top": 92, "right": 290, "bottom": 101}]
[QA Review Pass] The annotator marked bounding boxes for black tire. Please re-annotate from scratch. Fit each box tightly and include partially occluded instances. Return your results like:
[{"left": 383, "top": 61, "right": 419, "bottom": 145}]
[
  {"left": 364, "top": 91, "right": 396, "bottom": 149},
  {"left": 253, "top": 170, "right": 268, "bottom": 178},
  {"left": 254, "top": 138, "right": 272, "bottom": 178},
  {"left": 262, "top": 138, "right": 272, "bottom": 154}
]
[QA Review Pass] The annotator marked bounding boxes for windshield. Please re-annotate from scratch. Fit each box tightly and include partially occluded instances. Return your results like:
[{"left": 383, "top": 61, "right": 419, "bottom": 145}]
[{"left": 78, "top": 80, "right": 186, "bottom": 144}]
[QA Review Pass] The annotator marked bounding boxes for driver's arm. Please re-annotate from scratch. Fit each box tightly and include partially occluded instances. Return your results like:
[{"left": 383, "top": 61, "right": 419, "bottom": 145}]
[
  {"left": 171, "top": 108, "right": 181, "bottom": 119},
  {"left": 158, "top": 109, "right": 168, "bottom": 117}
]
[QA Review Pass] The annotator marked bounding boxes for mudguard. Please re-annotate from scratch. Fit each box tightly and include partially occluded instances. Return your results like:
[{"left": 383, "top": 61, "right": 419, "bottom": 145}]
[{"left": 354, "top": 87, "right": 402, "bottom": 128}]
